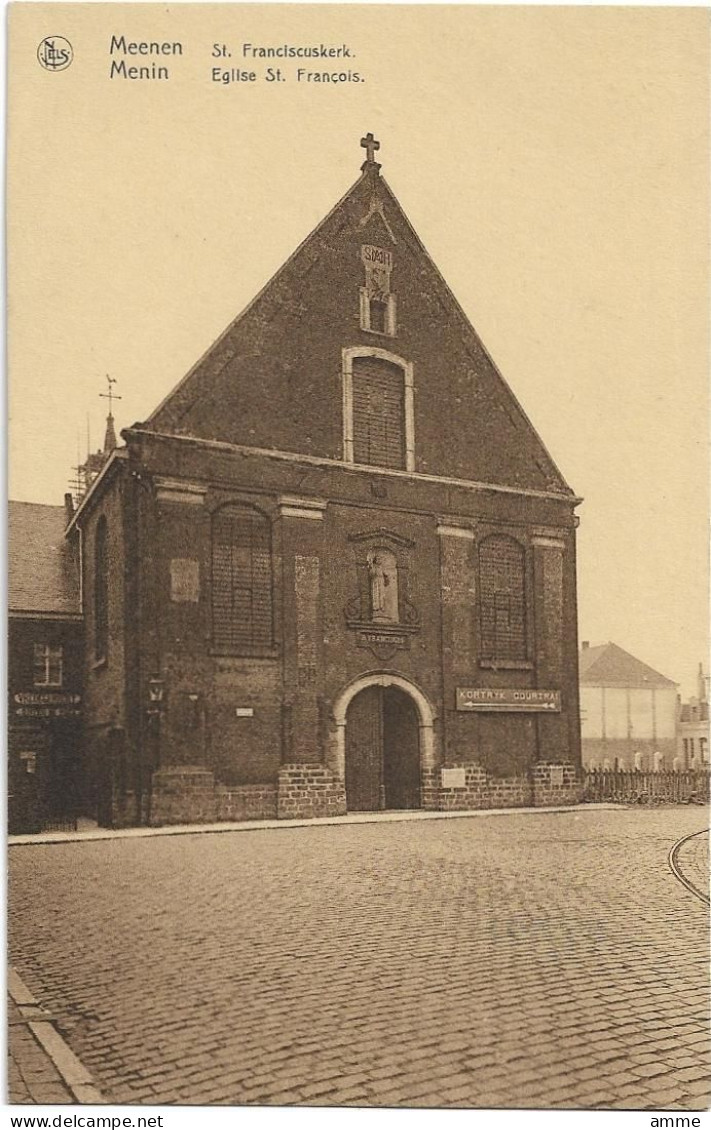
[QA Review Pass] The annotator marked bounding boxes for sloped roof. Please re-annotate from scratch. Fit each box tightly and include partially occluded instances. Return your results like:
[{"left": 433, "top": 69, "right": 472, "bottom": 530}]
[
  {"left": 8, "top": 501, "right": 80, "bottom": 616},
  {"left": 579, "top": 642, "right": 676, "bottom": 688},
  {"left": 144, "top": 155, "right": 574, "bottom": 498}
]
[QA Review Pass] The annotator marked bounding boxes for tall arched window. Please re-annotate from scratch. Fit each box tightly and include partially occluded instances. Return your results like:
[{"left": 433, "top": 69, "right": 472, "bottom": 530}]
[
  {"left": 211, "top": 504, "right": 273, "bottom": 653},
  {"left": 479, "top": 535, "right": 527, "bottom": 662},
  {"left": 94, "top": 515, "right": 109, "bottom": 662}
]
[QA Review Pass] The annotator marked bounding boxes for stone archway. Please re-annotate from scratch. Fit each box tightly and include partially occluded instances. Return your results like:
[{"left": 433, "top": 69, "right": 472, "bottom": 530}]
[{"left": 329, "top": 673, "right": 436, "bottom": 805}]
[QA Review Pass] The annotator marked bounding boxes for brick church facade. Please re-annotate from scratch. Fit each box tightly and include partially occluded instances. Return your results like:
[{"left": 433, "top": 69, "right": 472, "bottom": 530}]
[{"left": 69, "top": 135, "right": 583, "bottom": 826}]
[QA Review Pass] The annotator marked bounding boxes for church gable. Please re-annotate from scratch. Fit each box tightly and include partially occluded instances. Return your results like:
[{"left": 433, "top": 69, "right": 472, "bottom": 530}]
[{"left": 148, "top": 138, "right": 572, "bottom": 497}]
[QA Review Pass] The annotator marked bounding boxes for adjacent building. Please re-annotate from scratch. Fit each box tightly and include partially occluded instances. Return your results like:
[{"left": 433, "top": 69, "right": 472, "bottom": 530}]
[
  {"left": 60, "top": 137, "right": 584, "bottom": 825},
  {"left": 677, "top": 663, "right": 710, "bottom": 769},
  {"left": 8, "top": 500, "right": 83, "bottom": 832},
  {"left": 579, "top": 641, "right": 678, "bottom": 770}
]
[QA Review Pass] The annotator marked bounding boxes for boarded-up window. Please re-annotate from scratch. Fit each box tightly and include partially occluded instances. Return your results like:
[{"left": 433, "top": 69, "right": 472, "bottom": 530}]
[
  {"left": 211, "top": 505, "right": 273, "bottom": 652},
  {"left": 352, "top": 357, "right": 405, "bottom": 469},
  {"left": 479, "top": 535, "right": 526, "bottom": 661},
  {"left": 94, "top": 516, "right": 109, "bottom": 661}
]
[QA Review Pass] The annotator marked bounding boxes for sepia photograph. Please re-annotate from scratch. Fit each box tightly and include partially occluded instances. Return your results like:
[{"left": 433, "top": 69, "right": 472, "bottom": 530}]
[{"left": 6, "top": 2, "right": 710, "bottom": 1118}]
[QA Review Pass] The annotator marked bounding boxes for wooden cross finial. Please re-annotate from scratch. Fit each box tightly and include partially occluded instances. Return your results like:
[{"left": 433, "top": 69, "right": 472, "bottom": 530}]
[
  {"left": 99, "top": 374, "right": 122, "bottom": 416},
  {"left": 360, "top": 132, "right": 381, "bottom": 165}
]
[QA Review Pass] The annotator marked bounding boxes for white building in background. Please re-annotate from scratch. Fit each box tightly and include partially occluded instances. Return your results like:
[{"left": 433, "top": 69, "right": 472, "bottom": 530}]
[
  {"left": 579, "top": 642, "right": 677, "bottom": 770},
  {"left": 677, "top": 663, "right": 710, "bottom": 769}
]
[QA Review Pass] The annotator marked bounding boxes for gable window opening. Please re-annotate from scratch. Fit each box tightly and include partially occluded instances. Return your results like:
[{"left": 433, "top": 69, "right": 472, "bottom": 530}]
[
  {"left": 33, "top": 643, "right": 63, "bottom": 687},
  {"left": 211, "top": 504, "right": 274, "bottom": 655},
  {"left": 359, "top": 289, "right": 397, "bottom": 336},
  {"left": 369, "top": 298, "right": 387, "bottom": 334}
]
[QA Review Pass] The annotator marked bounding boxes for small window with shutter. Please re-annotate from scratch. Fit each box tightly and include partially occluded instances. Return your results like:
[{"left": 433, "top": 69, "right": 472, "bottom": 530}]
[
  {"left": 211, "top": 505, "right": 273, "bottom": 653},
  {"left": 352, "top": 356, "right": 406, "bottom": 470}
]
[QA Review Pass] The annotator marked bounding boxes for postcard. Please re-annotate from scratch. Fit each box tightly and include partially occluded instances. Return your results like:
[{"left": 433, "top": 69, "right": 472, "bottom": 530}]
[{"left": 7, "top": 3, "right": 710, "bottom": 1119}]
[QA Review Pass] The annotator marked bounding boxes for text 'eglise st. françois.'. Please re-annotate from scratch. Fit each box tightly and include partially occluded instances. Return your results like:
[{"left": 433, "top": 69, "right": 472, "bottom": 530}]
[{"left": 108, "top": 36, "right": 364, "bottom": 84}]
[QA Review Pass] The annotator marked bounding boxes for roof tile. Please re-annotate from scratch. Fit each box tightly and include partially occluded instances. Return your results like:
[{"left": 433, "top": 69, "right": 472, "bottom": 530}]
[{"left": 9, "top": 501, "right": 80, "bottom": 615}]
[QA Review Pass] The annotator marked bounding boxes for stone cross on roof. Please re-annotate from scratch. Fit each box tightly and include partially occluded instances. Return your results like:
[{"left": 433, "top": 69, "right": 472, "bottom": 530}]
[{"left": 360, "top": 132, "right": 381, "bottom": 172}]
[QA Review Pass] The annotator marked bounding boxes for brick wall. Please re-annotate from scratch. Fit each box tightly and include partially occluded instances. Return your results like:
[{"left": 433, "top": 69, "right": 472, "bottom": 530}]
[
  {"left": 276, "top": 764, "right": 347, "bottom": 820},
  {"left": 82, "top": 483, "right": 127, "bottom": 731},
  {"left": 215, "top": 784, "right": 277, "bottom": 821},
  {"left": 150, "top": 766, "right": 216, "bottom": 825},
  {"left": 532, "top": 762, "right": 584, "bottom": 807},
  {"left": 421, "top": 767, "right": 440, "bottom": 811},
  {"left": 437, "top": 764, "right": 533, "bottom": 810},
  {"left": 150, "top": 763, "right": 345, "bottom": 825},
  {"left": 432, "top": 761, "right": 582, "bottom": 811},
  {"left": 150, "top": 767, "right": 278, "bottom": 825}
]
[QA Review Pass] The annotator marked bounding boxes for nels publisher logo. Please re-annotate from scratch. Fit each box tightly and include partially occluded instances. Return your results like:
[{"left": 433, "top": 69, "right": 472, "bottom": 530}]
[{"left": 37, "top": 36, "right": 73, "bottom": 71}]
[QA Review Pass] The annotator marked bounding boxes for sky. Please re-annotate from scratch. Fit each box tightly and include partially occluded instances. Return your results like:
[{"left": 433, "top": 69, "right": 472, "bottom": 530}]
[{"left": 8, "top": 4, "right": 709, "bottom": 696}]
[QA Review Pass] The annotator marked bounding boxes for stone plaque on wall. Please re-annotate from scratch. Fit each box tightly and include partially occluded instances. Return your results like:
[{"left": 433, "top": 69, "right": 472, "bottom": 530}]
[
  {"left": 441, "top": 767, "right": 466, "bottom": 789},
  {"left": 170, "top": 558, "right": 200, "bottom": 603}
]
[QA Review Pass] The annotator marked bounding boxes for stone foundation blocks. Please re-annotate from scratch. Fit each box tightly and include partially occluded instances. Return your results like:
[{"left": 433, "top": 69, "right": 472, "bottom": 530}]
[{"left": 277, "top": 763, "right": 347, "bottom": 819}]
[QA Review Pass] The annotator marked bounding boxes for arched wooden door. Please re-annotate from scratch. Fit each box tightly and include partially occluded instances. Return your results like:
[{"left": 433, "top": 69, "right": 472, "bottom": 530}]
[{"left": 345, "top": 684, "right": 420, "bottom": 811}]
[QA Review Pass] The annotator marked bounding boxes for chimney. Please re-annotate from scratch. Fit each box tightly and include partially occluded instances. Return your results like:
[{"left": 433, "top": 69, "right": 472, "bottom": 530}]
[{"left": 64, "top": 492, "right": 75, "bottom": 525}]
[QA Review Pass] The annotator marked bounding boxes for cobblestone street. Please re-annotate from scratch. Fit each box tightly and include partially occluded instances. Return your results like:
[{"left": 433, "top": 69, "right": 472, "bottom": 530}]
[{"left": 8, "top": 807, "right": 710, "bottom": 1109}]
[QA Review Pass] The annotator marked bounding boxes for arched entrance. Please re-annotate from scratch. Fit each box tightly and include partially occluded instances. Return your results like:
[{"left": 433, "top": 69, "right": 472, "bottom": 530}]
[{"left": 332, "top": 674, "right": 436, "bottom": 813}]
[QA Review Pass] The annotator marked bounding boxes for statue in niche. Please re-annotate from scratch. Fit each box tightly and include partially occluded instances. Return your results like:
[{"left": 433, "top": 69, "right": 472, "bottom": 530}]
[
  {"left": 367, "top": 549, "right": 399, "bottom": 623},
  {"left": 368, "top": 265, "right": 390, "bottom": 301}
]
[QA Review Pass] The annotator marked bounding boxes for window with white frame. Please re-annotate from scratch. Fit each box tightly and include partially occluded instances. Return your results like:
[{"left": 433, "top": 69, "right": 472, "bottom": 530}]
[{"left": 33, "top": 643, "right": 63, "bottom": 687}]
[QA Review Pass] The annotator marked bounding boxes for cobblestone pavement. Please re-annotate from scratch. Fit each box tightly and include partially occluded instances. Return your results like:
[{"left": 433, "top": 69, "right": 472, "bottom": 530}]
[{"left": 8, "top": 807, "right": 710, "bottom": 1109}]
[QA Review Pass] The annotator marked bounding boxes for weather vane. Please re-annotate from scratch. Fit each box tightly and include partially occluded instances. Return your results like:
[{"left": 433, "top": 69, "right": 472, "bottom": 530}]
[{"left": 99, "top": 374, "right": 122, "bottom": 416}]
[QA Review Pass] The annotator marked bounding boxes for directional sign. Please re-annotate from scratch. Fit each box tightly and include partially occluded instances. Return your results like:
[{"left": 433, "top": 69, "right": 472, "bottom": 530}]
[{"left": 456, "top": 688, "right": 561, "bottom": 713}]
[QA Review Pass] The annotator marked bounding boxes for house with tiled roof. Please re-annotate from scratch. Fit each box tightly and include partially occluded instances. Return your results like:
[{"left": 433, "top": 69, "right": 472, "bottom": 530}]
[
  {"left": 8, "top": 500, "right": 83, "bottom": 833},
  {"left": 579, "top": 641, "right": 678, "bottom": 770}
]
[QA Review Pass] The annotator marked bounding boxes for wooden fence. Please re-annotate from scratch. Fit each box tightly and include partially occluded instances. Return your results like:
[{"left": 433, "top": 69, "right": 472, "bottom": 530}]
[{"left": 583, "top": 768, "right": 710, "bottom": 805}]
